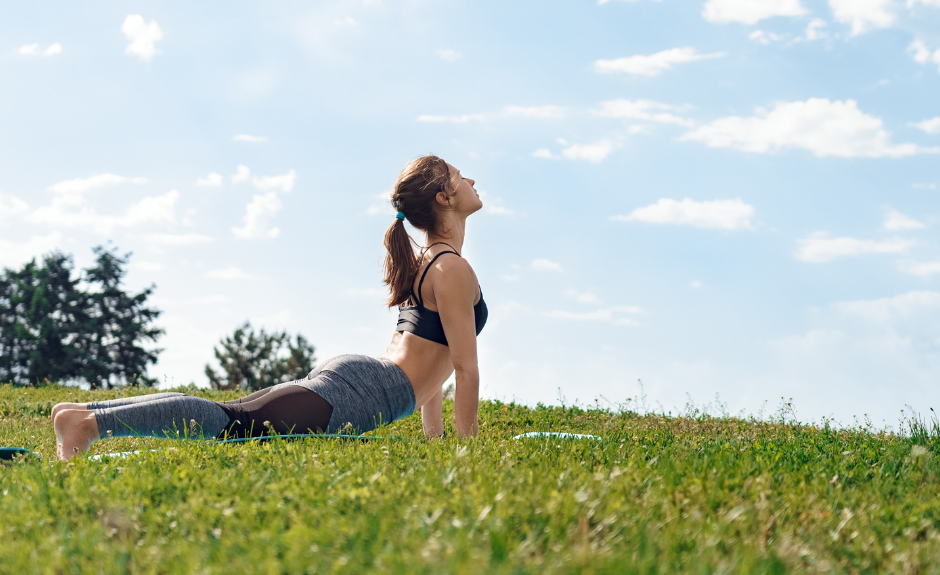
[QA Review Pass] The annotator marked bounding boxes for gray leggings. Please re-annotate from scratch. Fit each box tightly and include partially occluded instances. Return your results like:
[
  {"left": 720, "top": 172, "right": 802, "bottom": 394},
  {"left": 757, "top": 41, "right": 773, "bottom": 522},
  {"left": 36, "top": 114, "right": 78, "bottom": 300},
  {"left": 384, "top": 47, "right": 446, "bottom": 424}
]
[
  {"left": 89, "top": 393, "right": 232, "bottom": 440},
  {"left": 88, "top": 354, "right": 416, "bottom": 440}
]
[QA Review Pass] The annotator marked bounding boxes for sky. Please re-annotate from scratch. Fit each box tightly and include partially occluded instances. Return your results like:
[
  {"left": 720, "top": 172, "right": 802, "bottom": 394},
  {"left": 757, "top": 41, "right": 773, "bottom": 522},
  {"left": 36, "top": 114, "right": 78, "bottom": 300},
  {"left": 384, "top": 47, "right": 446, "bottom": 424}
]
[{"left": 1, "top": 0, "right": 939, "bottom": 429}]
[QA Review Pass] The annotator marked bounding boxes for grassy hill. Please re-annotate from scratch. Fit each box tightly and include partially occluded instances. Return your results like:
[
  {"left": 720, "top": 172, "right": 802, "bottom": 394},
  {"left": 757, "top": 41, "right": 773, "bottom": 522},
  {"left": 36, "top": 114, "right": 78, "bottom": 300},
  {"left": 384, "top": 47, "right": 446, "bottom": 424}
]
[{"left": 1, "top": 384, "right": 939, "bottom": 574}]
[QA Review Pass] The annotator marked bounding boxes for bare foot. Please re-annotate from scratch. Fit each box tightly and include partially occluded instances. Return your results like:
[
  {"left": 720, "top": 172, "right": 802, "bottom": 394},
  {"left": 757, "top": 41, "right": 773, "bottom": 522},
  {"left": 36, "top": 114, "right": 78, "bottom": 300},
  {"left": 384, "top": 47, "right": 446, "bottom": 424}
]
[
  {"left": 54, "top": 409, "right": 100, "bottom": 461},
  {"left": 51, "top": 402, "right": 88, "bottom": 424}
]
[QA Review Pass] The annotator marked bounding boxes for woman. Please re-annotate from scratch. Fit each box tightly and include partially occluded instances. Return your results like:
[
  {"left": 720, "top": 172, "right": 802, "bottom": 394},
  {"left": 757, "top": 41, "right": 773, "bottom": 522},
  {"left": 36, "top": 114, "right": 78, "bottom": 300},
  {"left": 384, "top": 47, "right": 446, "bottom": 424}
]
[{"left": 52, "top": 155, "right": 487, "bottom": 461}]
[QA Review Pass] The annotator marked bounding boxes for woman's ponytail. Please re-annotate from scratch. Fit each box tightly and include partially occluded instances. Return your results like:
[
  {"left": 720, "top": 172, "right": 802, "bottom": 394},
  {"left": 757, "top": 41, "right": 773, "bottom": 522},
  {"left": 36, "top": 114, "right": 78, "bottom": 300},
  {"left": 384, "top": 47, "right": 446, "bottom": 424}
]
[{"left": 383, "top": 216, "right": 419, "bottom": 308}]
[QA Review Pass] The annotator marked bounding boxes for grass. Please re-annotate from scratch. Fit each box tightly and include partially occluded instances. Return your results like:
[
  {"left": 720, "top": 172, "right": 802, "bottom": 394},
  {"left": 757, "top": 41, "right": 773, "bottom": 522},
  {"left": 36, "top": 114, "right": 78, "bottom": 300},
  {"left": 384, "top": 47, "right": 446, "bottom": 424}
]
[{"left": 2, "top": 384, "right": 940, "bottom": 574}]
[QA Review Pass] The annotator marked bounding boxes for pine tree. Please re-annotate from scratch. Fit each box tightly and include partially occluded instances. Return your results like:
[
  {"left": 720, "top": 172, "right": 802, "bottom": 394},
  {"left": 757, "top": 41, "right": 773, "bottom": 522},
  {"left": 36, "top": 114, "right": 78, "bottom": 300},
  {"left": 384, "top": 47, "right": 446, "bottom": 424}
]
[
  {"left": 0, "top": 246, "right": 164, "bottom": 387},
  {"left": 0, "top": 253, "right": 86, "bottom": 384},
  {"left": 80, "top": 246, "right": 164, "bottom": 388}
]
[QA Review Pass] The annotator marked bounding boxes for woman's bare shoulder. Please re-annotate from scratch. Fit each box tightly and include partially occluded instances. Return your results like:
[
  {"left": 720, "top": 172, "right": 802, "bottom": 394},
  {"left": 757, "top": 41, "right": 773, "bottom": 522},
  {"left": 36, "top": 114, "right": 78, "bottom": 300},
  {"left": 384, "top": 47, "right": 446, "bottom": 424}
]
[{"left": 432, "top": 253, "right": 477, "bottom": 284}]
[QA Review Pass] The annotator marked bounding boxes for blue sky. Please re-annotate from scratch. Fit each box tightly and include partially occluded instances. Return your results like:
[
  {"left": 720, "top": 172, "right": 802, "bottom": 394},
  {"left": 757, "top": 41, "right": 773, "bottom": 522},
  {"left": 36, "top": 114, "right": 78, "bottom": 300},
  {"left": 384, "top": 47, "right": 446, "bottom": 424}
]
[{"left": 2, "top": 0, "right": 939, "bottom": 428}]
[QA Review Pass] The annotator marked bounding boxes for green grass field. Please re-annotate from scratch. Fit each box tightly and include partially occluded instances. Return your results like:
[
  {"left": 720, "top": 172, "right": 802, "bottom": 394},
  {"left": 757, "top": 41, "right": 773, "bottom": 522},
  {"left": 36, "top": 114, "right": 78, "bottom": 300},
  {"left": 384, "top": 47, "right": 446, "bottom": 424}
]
[{"left": 2, "top": 384, "right": 940, "bottom": 574}]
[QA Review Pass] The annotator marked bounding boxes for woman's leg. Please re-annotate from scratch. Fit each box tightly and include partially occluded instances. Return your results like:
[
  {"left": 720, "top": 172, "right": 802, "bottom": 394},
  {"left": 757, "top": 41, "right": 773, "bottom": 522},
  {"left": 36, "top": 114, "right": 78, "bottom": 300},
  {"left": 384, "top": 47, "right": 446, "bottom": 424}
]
[
  {"left": 219, "top": 384, "right": 333, "bottom": 439},
  {"left": 53, "top": 384, "right": 334, "bottom": 460},
  {"left": 54, "top": 394, "right": 232, "bottom": 461},
  {"left": 53, "top": 381, "right": 291, "bottom": 423},
  {"left": 51, "top": 392, "right": 188, "bottom": 422}
]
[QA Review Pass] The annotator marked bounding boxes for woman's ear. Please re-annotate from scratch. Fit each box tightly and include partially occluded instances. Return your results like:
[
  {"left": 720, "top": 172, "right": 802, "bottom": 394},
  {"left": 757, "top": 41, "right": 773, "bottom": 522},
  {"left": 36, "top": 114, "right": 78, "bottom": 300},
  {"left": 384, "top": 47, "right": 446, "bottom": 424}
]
[{"left": 436, "top": 191, "right": 452, "bottom": 208}]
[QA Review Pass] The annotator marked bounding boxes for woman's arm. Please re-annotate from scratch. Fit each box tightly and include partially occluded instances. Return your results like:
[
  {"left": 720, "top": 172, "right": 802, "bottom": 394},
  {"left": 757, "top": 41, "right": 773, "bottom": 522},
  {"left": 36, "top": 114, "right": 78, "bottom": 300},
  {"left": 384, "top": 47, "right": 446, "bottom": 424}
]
[
  {"left": 421, "top": 387, "right": 444, "bottom": 438},
  {"left": 435, "top": 258, "right": 480, "bottom": 439}
]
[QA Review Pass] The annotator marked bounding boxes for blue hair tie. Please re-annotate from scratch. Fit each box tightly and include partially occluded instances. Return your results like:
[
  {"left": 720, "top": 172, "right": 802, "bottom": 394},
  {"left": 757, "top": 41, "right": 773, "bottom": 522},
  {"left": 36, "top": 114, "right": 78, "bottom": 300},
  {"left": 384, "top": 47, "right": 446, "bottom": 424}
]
[{"left": 396, "top": 212, "right": 405, "bottom": 220}]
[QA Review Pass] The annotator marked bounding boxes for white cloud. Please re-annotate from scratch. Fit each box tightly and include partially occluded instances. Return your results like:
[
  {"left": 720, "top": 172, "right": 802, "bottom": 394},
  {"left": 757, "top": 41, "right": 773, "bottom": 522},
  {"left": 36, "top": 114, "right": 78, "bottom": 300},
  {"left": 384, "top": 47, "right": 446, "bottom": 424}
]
[
  {"left": 151, "top": 294, "right": 231, "bottom": 306},
  {"left": 566, "top": 289, "right": 601, "bottom": 304},
  {"left": 804, "top": 18, "right": 829, "bottom": 40},
  {"left": 794, "top": 232, "right": 914, "bottom": 262},
  {"left": 19, "top": 43, "right": 62, "bottom": 56},
  {"left": 477, "top": 190, "right": 514, "bottom": 216},
  {"left": 145, "top": 233, "right": 214, "bottom": 246},
  {"left": 484, "top": 203, "right": 514, "bottom": 216},
  {"left": 562, "top": 140, "right": 617, "bottom": 163},
  {"left": 366, "top": 191, "right": 393, "bottom": 215},
  {"left": 232, "top": 192, "right": 282, "bottom": 239},
  {"left": 29, "top": 190, "right": 179, "bottom": 234},
  {"left": 912, "top": 117, "right": 940, "bottom": 134},
  {"left": 252, "top": 169, "right": 297, "bottom": 193},
  {"left": 703, "top": 0, "right": 807, "bottom": 23},
  {"left": 132, "top": 261, "right": 165, "bottom": 271},
  {"left": 196, "top": 173, "right": 223, "bottom": 187},
  {"left": 912, "top": 182, "right": 937, "bottom": 189},
  {"left": 835, "top": 291, "right": 940, "bottom": 323},
  {"left": 123, "top": 191, "right": 179, "bottom": 225},
  {"left": 690, "top": 280, "right": 703, "bottom": 289},
  {"left": 681, "top": 98, "right": 940, "bottom": 158},
  {"left": 417, "top": 105, "right": 567, "bottom": 124},
  {"left": 533, "top": 148, "right": 559, "bottom": 160},
  {"left": 884, "top": 209, "right": 925, "bottom": 230},
  {"left": 504, "top": 105, "right": 567, "bottom": 119},
  {"left": 829, "top": 0, "right": 895, "bottom": 36},
  {"left": 0, "top": 233, "right": 63, "bottom": 269},
  {"left": 205, "top": 267, "right": 258, "bottom": 280},
  {"left": 231, "top": 165, "right": 251, "bottom": 184},
  {"left": 334, "top": 16, "right": 357, "bottom": 26},
  {"left": 910, "top": 42, "right": 940, "bottom": 72},
  {"left": 232, "top": 134, "right": 268, "bottom": 143},
  {"left": 598, "top": 0, "right": 663, "bottom": 3},
  {"left": 749, "top": 30, "right": 786, "bottom": 45},
  {"left": 437, "top": 49, "right": 461, "bottom": 62},
  {"left": 49, "top": 173, "right": 147, "bottom": 194},
  {"left": 416, "top": 114, "right": 488, "bottom": 123},
  {"left": 612, "top": 198, "right": 755, "bottom": 230},
  {"left": 899, "top": 260, "right": 940, "bottom": 276},
  {"left": 543, "top": 306, "right": 643, "bottom": 325},
  {"left": 594, "top": 99, "right": 694, "bottom": 127},
  {"left": 0, "top": 193, "right": 29, "bottom": 221},
  {"left": 594, "top": 47, "right": 726, "bottom": 76},
  {"left": 908, "top": 0, "right": 940, "bottom": 6},
  {"left": 122, "top": 15, "right": 163, "bottom": 62},
  {"left": 532, "top": 259, "right": 562, "bottom": 271}
]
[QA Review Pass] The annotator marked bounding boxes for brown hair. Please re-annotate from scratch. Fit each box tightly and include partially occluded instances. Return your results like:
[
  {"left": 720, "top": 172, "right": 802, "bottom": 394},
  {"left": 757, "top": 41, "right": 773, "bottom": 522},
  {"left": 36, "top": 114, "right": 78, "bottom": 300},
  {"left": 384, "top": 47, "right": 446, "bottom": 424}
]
[{"left": 383, "top": 155, "right": 458, "bottom": 308}]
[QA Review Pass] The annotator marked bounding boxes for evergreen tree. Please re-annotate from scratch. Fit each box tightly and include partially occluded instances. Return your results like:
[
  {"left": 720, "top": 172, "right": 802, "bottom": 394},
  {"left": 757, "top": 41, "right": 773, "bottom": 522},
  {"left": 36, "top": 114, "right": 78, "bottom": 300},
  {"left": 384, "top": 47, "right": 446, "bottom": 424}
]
[
  {"left": 0, "top": 253, "right": 86, "bottom": 384},
  {"left": 80, "top": 246, "right": 164, "bottom": 388},
  {"left": 205, "top": 322, "right": 316, "bottom": 391},
  {"left": 0, "top": 246, "right": 163, "bottom": 387}
]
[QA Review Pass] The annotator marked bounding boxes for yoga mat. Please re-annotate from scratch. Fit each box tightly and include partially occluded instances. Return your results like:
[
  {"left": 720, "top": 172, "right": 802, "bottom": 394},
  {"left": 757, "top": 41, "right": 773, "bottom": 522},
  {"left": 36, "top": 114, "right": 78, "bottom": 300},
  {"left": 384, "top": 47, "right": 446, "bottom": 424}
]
[
  {"left": 88, "top": 433, "right": 417, "bottom": 461},
  {"left": 218, "top": 433, "right": 416, "bottom": 444},
  {"left": 512, "top": 432, "right": 602, "bottom": 440},
  {"left": 0, "top": 447, "right": 42, "bottom": 461}
]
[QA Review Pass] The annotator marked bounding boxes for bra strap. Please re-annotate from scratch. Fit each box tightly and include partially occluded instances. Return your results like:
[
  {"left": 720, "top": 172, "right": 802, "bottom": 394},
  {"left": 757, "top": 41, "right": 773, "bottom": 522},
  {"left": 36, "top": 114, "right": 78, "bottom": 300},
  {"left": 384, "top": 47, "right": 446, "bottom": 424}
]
[
  {"left": 416, "top": 250, "right": 459, "bottom": 308},
  {"left": 420, "top": 242, "right": 459, "bottom": 257}
]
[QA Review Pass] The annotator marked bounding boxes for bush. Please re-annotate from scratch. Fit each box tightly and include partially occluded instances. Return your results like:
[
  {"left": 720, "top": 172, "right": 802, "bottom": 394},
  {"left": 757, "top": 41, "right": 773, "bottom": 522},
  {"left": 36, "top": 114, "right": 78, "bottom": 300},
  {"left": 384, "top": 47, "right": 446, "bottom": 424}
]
[{"left": 205, "top": 321, "right": 316, "bottom": 391}]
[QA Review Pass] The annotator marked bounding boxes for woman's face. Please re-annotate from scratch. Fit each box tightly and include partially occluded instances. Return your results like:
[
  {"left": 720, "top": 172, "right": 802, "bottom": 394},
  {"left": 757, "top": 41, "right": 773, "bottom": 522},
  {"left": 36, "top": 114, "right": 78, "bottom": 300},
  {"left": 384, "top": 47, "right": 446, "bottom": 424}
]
[{"left": 445, "top": 163, "right": 483, "bottom": 216}]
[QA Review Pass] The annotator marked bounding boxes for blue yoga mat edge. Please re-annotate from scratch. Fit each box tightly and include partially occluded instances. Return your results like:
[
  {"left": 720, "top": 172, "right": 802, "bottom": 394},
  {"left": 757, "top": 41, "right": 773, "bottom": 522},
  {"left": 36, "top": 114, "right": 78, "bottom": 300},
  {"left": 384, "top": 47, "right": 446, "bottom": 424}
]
[{"left": 0, "top": 447, "right": 42, "bottom": 461}]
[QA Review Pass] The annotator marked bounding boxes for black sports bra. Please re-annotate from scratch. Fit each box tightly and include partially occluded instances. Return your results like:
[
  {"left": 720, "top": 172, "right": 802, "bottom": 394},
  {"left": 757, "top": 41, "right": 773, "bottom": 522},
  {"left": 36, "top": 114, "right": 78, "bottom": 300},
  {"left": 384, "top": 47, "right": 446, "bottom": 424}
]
[{"left": 396, "top": 244, "right": 488, "bottom": 346}]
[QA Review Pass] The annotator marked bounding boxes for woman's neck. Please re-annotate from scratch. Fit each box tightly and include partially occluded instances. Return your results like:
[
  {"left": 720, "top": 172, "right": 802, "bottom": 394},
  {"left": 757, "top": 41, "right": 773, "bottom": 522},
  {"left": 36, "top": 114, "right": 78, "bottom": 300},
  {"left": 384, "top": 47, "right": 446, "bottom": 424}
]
[{"left": 426, "top": 214, "right": 467, "bottom": 254}]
